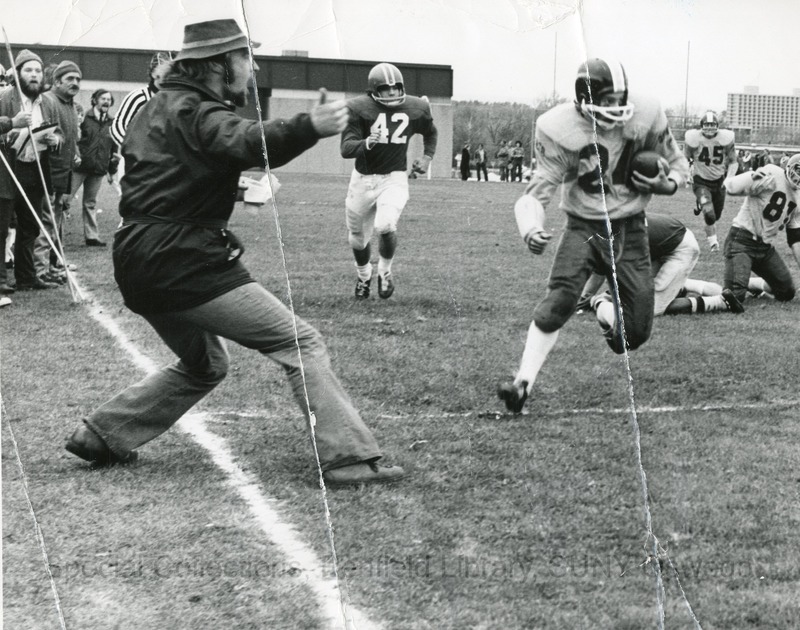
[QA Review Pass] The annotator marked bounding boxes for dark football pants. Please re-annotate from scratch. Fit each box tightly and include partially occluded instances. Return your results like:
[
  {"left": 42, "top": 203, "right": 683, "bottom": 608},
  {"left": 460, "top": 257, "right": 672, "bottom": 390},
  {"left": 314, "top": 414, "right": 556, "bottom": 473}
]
[
  {"left": 724, "top": 226, "right": 796, "bottom": 302},
  {"left": 533, "top": 212, "right": 654, "bottom": 355}
]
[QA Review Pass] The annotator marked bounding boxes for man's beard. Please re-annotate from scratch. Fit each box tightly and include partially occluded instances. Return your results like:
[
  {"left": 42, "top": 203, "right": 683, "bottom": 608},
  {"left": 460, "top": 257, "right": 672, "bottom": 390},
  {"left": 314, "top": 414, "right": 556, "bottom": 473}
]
[
  {"left": 223, "top": 83, "right": 248, "bottom": 108},
  {"left": 20, "top": 77, "right": 42, "bottom": 99}
]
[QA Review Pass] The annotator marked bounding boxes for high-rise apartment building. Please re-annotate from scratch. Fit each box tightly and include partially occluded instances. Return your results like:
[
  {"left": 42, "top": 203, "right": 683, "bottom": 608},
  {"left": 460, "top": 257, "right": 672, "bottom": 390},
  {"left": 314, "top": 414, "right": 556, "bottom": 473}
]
[{"left": 726, "top": 87, "right": 800, "bottom": 131}]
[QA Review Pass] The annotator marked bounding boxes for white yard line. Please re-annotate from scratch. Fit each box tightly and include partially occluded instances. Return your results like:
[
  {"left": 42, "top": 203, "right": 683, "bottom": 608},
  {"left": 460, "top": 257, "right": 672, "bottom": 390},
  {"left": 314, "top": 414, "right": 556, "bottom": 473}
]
[{"left": 81, "top": 287, "right": 382, "bottom": 630}]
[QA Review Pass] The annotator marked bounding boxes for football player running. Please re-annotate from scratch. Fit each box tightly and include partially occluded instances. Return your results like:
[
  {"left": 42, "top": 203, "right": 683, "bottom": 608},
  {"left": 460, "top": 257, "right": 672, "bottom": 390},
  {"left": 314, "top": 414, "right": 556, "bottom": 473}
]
[
  {"left": 721, "top": 153, "right": 800, "bottom": 304},
  {"left": 684, "top": 111, "right": 738, "bottom": 252},
  {"left": 340, "top": 62, "right": 438, "bottom": 299},
  {"left": 498, "top": 58, "right": 689, "bottom": 413}
]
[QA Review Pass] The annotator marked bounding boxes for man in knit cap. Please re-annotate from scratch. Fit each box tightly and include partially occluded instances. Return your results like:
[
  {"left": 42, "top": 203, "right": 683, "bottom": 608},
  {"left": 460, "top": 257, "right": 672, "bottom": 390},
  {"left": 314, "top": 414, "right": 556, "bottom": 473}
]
[
  {"left": 35, "top": 60, "right": 82, "bottom": 283},
  {"left": 0, "top": 49, "right": 62, "bottom": 291}
]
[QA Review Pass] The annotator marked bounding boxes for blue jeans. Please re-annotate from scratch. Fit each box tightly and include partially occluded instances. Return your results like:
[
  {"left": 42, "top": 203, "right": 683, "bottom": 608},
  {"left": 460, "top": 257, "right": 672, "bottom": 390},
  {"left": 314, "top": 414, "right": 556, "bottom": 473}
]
[{"left": 87, "top": 282, "right": 382, "bottom": 470}]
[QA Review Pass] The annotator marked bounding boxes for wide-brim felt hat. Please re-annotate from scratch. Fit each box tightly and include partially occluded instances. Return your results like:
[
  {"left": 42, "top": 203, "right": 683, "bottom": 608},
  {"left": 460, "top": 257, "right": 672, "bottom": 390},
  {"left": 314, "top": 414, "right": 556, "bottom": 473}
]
[{"left": 175, "top": 19, "right": 260, "bottom": 61}]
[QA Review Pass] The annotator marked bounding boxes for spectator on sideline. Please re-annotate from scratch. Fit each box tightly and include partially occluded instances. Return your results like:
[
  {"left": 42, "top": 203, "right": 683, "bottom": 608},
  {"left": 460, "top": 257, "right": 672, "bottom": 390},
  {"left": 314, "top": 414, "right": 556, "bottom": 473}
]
[
  {"left": 65, "top": 19, "right": 404, "bottom": 486},
  {"left": 71, "top": 89, "right": 119, "bottom": 247},
  {"left": 496, "top": 140, "right": 510, "bottom": 182},
  {"left": 460, "top": 143, "right": 470, "bottom": 180},
  {"left": 0, "top": 49, "right": 62, "bottom": 291},
  {"left": 474, "top": 143, "right": 488, "bottom": 181},
  {"left": 509, "top": 140, "right": 524, "bottom": 182},
  {"left": 0, "top": 101, "right": 33, "bottom": 301},
  {"left": 35, "top": 60, "right": 82, "bottom": 284}
]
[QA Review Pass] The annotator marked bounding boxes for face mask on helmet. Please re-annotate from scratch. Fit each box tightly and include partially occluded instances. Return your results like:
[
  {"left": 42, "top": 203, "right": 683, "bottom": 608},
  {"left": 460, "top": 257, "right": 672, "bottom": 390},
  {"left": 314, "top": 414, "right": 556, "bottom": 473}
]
[
  {"left": 575, "top": 59, "right": 634, "bottom": 129},
  {"left": 701, "top": 112, "right": 719, "bottom": 138},
  {"left": 368, "top": 63, "right": 406, "bottom": 107},
  {"left": 786, "top": 154, "right": 800, "bottom": 189}
]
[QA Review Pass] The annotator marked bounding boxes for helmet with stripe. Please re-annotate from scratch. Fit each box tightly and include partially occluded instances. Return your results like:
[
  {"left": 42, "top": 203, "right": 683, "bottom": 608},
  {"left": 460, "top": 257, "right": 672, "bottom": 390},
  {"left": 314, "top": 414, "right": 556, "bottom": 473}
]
[
  {"left": 574, "top": 58, "right": 634, "bottom": 129},
  {"left": 368, "top": 62, "right": 406, "bottom": 107},
  {"left": 786, "top": 153, "right": 800, "bottom": 189},
  {"left": 701, "top": 111, "right": 719, "bottom": 138}
]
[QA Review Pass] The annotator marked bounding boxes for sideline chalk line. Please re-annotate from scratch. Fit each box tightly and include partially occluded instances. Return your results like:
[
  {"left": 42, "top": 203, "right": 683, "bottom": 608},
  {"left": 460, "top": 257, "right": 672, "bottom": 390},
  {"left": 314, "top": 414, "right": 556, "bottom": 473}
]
[{"left": 80, "top": 285, "right": 381, "bottom": 630}]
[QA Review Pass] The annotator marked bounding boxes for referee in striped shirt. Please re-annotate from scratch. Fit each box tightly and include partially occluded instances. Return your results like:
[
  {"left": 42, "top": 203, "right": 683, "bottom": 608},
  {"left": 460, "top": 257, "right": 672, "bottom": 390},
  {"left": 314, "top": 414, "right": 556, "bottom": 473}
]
[{"left": 110, "top": 52, "right": 171, "bottom": 146}]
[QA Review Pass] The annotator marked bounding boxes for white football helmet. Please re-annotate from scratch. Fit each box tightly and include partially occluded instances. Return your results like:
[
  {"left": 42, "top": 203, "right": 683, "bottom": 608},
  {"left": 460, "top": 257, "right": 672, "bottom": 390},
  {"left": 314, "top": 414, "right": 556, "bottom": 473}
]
[
  {"left": 701, "top": 111, "right": 719, "bottom": 138},
  {"left": 785, "top": 153, "right": 800, "bottom": 189}
]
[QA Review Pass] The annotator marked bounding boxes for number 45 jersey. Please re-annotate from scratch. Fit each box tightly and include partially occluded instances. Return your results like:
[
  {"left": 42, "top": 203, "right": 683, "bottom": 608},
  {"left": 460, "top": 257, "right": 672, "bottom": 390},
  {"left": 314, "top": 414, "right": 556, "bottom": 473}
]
[
  {"left": 529, "top": 94, "right": 689, "bottom": 222},
  {"left": 684, "top": 128, "right": 736, "bottom": 182},
  {"left": 341, "top": 95, "right": 438, "bottom": 175}
]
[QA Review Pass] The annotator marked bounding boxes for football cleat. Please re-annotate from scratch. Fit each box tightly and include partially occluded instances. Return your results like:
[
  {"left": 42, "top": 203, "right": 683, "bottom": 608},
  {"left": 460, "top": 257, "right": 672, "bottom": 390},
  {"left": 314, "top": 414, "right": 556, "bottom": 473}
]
[
  {"left": 497, "top": 380, "right": 529, "bottom": 413},
  {"left": 709, "top": 242, "right": 720, "bottom": 253},
  {"left": 377, "top": 271, "right": 394, "bottom": 299},
  {"left": 355, "top": 274, "right": 372, "bottom": 300},
  {"left": 721, "top": 289, "right": 745, "bottom": 314},
  {"left": 693, "top": 204, "right": 702, "bottom": 216}
]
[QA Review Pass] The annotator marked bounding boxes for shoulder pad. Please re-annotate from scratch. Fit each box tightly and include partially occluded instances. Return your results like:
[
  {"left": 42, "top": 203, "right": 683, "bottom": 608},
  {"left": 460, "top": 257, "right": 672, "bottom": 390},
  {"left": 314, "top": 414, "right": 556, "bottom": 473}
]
[
  {"left": 536, "top": 103, "right": 591, "bottom": 150},
  {"left": 717, "top": 129, "right": 735, "bottom": 145}
]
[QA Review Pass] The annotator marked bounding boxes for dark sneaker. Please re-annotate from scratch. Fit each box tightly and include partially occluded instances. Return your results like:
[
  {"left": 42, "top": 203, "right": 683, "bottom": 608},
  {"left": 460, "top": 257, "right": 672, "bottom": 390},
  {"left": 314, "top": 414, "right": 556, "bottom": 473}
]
[
  {"left": 17, "top": 277, "right": 59, "bottom": 290},
  {"left": 0, "top": 283, "right": 15, "bottom": 294},
  {"left": 322, "top": 461, "right": 405, "bottom": 486},
  {"left": 39, "top": 272, "right": 66, "bottom": 285},
  {"left": 85, "top": 239, "right": 107, "bottom": 247},
  {"left": 693, "top": 205, "right": 702, "bottom": 216},
  {"left": 355, "top": 274, "right": 372, "bottom": 299},
  {"left": 721, "top": 288, "right": 745, "bottom": 314},
  {"left": 65, "top": 424, "right": 138, "bottom": 467},
  {"left": 497, "top": 380, "right": 528, "bottom": 413},
  {"left": 377, "top": 271, "right": 394, "bottom": 299}
]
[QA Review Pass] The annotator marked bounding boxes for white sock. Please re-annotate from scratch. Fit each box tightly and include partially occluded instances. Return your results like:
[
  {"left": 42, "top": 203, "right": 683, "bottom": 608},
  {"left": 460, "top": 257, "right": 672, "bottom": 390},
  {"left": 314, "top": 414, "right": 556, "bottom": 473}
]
[
  {"left": 701, "top": 295, "right": 727, "bottom": 312},
  {"left": 595, "top": 301, "right": 616, "bottom": 329},
  {"left": 356, "top": 262, "right": 373, "bottom": 282},
  {"left": 516, "top": 323, "right": 559, "bottom": 391},
  {"left": 707, "top": 235, "right": 719, "bottom": 248},
  {"left": 683, "top": 278, "right": 721, "bottom": 296},
  {"left": 377, "top": 257, "right": 392, "bottom": 276},
  {"left": 748, "top": 277, "right": 772, "bottom": 294}
]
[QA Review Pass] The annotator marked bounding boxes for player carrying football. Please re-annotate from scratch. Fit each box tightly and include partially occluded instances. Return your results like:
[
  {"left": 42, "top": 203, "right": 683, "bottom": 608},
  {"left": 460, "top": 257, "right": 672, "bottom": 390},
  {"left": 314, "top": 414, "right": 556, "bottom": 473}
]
[
  {"left": 340, "top": 62, "right": 438, "bottom": 299},
  {"left": 498, "top": 58, "right": 689, "bottom": 413},
  {"left": 684, "top": 111, "right": 738, "bottom": 252},
  {"left": 722, "top": 153, "right": 800, "bottom": 304}
]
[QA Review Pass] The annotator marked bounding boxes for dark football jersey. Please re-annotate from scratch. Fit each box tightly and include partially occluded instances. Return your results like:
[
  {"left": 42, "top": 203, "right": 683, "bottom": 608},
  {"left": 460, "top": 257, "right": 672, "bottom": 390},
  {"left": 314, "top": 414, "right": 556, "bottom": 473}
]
[
  {"left": 341, "top": 94, "right": 437, "bottom": 175},
  {"left": 647, "top": 213, "right": 686, "bottom": 260}
]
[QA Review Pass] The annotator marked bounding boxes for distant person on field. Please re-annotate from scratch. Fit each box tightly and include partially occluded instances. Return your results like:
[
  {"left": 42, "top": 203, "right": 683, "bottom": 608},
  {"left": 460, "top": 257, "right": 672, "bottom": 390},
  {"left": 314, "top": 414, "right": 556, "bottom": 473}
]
[
  {"left": 340, "top": 62, "right": 438, "bottom": 300},
  {"left": 683, "top": 111, "right": 738, "bottom": 252},
  {"left": 474, "top": 143, "right": 488, "bottom": 181},
  {"left": 509, "top": 140, "right": 524, "bottom": 182},
  {"left": 64, "top": 19, "right": 404, "bottom": 486},
  {"left": 497, "top": 58, "right": 689, "bottom": 413},
  {"left": 722, "top": 153, "right": 800, "bottom": 305},
  {"left": 496, "top": 140, "right": 510, "bottom": 182},
  {"left": 460, "top": 143, "right": 470, "bottom": 180},
  {"left": 71, "top": 89, "right": 119, "bottom": 247}
]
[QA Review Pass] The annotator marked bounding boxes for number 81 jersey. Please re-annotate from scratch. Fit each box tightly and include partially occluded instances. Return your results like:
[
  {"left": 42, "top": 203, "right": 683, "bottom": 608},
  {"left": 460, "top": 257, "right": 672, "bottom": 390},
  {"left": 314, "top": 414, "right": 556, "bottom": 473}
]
[
  {"left": 730, "top": 164, "right": 800, "bottom": 244},
  {"left": 341, "top": 94, "right": 437, "bottom": 175}
]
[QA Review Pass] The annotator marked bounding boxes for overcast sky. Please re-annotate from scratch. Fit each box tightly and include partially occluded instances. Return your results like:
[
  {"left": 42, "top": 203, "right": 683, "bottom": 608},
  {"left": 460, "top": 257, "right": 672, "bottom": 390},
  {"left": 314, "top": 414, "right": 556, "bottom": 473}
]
[{"left": 4, "top": 0, "right": 799, "bottom": 113}]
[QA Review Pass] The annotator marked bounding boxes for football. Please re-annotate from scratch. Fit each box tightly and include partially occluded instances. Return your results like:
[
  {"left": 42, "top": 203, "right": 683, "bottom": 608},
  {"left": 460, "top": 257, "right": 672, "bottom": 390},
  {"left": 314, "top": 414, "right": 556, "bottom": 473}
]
[{"left": 629, "top": 150, "right": 670, "bottom": 178}]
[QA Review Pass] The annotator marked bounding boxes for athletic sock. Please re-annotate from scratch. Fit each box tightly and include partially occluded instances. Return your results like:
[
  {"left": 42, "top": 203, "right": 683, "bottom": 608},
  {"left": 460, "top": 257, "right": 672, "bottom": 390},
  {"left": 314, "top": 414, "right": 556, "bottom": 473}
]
[
  {"left": 516, "top": 324, "right": 559, "bottom": 392},
  {"left": 356, "top": 262, "right": 373, "bottom": 282},
  {"left": 377, "top": 257, "right": 392, "bottom": 277}
]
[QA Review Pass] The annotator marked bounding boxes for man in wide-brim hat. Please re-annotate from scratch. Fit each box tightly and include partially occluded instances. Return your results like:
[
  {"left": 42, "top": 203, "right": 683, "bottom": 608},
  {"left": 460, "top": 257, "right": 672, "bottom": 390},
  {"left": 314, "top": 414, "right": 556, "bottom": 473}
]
[{"left": 66, "top": 19, "right": 405, "bottom": 486}]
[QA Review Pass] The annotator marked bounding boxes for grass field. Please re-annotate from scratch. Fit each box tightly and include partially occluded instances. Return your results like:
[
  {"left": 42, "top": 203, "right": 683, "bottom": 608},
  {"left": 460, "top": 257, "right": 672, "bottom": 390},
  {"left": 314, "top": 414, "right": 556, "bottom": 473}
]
[{"left": 2, "top": 171, "right": 800, "bottom": 630}]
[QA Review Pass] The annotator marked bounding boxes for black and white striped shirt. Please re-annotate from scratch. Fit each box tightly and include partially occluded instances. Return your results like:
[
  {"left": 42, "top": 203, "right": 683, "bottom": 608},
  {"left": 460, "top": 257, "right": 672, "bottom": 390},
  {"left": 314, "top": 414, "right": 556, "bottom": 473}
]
[{"left": 110, "top": 85, "right": 155, "bottom": 146}]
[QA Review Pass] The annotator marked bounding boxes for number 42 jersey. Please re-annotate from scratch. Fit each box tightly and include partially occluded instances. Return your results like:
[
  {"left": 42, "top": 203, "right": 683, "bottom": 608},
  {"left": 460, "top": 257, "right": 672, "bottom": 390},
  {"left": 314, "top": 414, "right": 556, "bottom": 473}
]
[{"left": 341, "top": 94, "right": 438, "bottom": 175}]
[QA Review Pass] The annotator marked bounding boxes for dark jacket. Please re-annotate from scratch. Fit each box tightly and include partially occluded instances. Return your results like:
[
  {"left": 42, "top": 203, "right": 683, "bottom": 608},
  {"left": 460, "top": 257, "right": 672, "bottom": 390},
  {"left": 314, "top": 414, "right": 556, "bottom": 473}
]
[
  {"left": 42, "top": 90, "right": 81, "bottom": 193},
  {"left": 75, "top": 108, "right": 118, "bottom": 176},
  {"left": 113, "top": 77, "right": 320, "bottom": 314}
]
